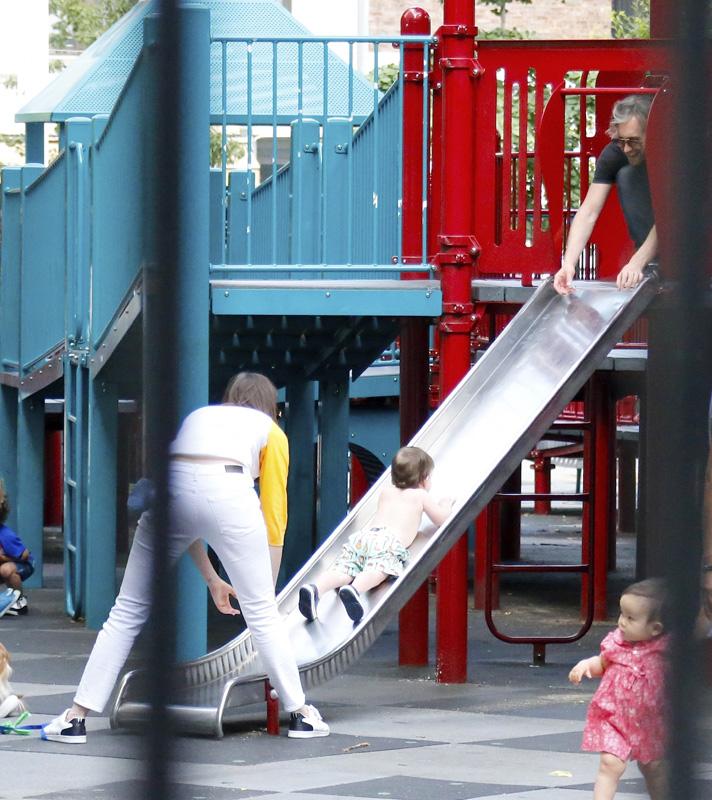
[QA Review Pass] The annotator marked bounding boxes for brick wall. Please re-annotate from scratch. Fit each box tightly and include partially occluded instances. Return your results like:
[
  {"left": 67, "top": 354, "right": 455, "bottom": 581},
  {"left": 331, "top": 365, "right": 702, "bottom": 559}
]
[{"left": 369, "top": 0, "right": 613, "bottom": 40}]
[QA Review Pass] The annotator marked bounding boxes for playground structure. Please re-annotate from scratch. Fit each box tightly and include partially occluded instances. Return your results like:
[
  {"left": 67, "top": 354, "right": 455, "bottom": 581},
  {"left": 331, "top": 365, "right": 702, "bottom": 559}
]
[{"left": 0, "top": 0, "right": 692, "bottom": 714}]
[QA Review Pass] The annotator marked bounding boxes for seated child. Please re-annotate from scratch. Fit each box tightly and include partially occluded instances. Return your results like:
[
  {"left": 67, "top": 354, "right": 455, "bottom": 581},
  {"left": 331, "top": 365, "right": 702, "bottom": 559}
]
[
  {"left": 0, "top": 480, "right": 34, "bottom": 616},
  {"left": 0, "top": 642, "right": 27, "bottom": 718},
  {"left": 569, "top": 578, "right": 668, "bottom": 800},
  {"left": 298, "top": 446, "right": 453, "bottom": 624}
]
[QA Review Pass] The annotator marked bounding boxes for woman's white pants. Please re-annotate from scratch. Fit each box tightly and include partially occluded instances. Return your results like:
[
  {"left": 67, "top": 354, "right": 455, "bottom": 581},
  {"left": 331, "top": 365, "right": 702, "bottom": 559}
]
[{"left": 74, "top": 462, "right": 306, "bottom": 713}]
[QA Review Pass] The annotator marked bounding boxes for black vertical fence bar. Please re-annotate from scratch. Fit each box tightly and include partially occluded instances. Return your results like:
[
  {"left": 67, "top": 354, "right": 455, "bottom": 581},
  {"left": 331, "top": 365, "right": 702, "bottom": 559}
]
[
  {"left": 664, "top": 3, "right": 712, "bottom": 799},
  {"left": 145, "top": 0, "right": 181, "bottom": 795}
]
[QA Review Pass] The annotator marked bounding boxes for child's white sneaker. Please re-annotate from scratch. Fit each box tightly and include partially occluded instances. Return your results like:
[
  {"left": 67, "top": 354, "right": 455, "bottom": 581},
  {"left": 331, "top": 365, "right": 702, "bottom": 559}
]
[
  {"left": 287, "top": 704, "right": 329, "bottom": 738},
  {"left": 0, "top": 588, "right": 20, "bottom": 618},
  {"left": 41, "top": 710, "right": 87, "bottom": 744},
  {"left": 338, "top": 585, "right": 364, "bottom": 623},
  {"left": 298, "top": 584, "right": 319, "bottom": 622}
]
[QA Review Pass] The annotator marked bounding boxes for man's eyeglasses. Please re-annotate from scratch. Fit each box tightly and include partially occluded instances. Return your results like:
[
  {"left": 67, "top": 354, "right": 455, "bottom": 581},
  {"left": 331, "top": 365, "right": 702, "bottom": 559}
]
[{"left": 612, "top": 136, "right": 643, "bottom": 149}]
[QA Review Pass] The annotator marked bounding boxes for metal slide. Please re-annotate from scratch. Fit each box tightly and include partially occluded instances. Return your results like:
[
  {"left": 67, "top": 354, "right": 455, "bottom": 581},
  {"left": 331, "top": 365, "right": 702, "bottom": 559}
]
[{"left": 112, "top": 277, "right": 658, "bottom": 736}]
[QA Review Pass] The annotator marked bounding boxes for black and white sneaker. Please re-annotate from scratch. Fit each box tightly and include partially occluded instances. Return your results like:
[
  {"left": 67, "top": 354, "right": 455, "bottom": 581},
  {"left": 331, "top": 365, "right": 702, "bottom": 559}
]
[
  {"left": 298, "top": 584, "right": 319, "bottom": 622},
  {"left": 338, "top": 585, "right": 364, "bottom": 623},
  {"left": 5, "top": 594, "right": 28, "bottom": 616},
  {"left": 287, "top": 704, "right": 329, "bottom": 738},
  {"left": 41, "top": 710, "right": 87, "bottom": 744}
]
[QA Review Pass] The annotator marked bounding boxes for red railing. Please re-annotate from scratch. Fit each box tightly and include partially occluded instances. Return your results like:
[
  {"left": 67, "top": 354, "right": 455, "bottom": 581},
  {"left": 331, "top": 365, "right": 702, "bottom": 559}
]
[{"left": 455, "top": 40, "right": 672, "bottom": 282}]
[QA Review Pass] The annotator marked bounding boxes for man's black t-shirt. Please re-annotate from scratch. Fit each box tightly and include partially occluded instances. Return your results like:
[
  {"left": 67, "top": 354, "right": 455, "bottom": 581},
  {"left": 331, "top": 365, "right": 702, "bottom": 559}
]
[{"left": 592, "top": 142, "right": 655, "bottom": 248}]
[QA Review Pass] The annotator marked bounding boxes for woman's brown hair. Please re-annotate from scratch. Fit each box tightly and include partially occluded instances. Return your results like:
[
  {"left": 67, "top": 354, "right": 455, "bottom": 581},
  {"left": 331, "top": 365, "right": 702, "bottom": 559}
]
[{"left": 222, "top": 372, "right": 278, "bottom": 420}]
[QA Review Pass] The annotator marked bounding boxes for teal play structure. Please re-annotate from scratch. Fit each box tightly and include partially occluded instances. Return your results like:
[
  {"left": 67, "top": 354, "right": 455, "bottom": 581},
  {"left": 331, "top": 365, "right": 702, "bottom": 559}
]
[{"left": 0, "top": 1, "right": 436, "bottom": 652}]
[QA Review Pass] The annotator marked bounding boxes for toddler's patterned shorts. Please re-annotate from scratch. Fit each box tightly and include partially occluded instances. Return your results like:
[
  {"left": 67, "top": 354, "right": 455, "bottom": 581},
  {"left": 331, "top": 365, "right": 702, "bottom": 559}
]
[{"left": 332, "top": 527, "right": 409, "bottom": 578}]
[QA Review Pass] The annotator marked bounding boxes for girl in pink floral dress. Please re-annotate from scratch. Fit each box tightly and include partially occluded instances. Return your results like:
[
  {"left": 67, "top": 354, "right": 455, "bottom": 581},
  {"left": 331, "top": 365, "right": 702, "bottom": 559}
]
[{"left": 569, "top": 579, "right": 668, "bottom": 800}]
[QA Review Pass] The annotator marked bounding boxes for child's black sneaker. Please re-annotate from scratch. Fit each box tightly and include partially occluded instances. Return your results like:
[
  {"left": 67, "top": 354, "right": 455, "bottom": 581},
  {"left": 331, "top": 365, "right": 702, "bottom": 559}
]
[
  {"left": 298, "top": 584, "right": 319, "bottom": 622},
  {"left": 41, "top": 710, "right": 87, "bottom": 744},
  {"left": 338, "top": 585, "right": 364, "bottom": 623},
  {"left": 287, "top": 704, "right": 329, "bottom": 738}
]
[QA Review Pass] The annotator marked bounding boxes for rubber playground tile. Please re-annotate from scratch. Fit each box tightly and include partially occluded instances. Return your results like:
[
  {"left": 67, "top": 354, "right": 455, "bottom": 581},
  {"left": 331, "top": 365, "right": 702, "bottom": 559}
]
[
  {"left": 27, "top": 780, "right": 269, "bottom": 800},
  {"left": 478, "top": 699, "right": 590, "bottom": 721},
  {"left": 171, "top": 729, "right": 441, "bottom": 766},
  {"left": 1, "top": 726, "right": 438, "bottom": 767},
  {"left": 305, "top": 776, "right": 545, "bottom": 799},
  {"left": 473, "top": 729, "right": 584, "bottom": 754},
  {"left": 15, "top": 691, "right": 78, "bottom": 716}
]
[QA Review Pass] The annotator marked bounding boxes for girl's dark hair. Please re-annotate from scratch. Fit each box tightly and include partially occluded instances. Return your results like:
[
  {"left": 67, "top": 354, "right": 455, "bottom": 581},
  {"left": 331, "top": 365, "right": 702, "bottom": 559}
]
[
  {"left": 0, "top": 479, "right": 9, "bottom": 525},
  {"left": 391, "top": 446, "right": 434, "bottom": 489},
  {"left": 222, "top": 372, "right": 278, "bottom": 420},
  {"left": 623, "top": 578, "right": 667, "bottom": 625}
]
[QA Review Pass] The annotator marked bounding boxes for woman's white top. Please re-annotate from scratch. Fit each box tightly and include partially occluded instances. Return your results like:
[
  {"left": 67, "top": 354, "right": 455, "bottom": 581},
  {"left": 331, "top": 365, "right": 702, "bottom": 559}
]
[{"left": 170, "top": 405, "right": 289, "bottom": 545}]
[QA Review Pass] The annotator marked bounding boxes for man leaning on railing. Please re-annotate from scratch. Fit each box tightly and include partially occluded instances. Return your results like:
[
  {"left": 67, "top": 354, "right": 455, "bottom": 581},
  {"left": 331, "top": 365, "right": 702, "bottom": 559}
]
[{"left": 554, "top": 95, "right": 658, "bottom": 295}]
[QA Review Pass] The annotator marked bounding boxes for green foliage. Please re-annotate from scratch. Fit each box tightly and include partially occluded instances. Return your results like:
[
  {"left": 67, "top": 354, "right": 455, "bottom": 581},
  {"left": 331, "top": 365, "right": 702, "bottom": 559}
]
[
  {"left": 478, "top": 27, "right": 530, "bottom": 40},
  {"left": 368, "top": 63, "right": 400, "bottom": 93},
  {"left": 49, "top": 0, "right": 137, "bottom": 51},
  {"left": 209, "top": 128, "right": 245, "bottom": 169},
  {"left": 480, "top": 0, "right": 533, "bottom": 21},
  {"left": 0, "top": 133, "right": 25, "bottom": 167},
  {"left": 611, "top": 0, "right": 650, "bottom": 39}
]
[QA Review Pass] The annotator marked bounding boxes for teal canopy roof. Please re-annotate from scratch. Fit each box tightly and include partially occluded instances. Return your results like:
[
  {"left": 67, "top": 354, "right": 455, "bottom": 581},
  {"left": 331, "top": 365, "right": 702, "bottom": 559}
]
[{"left": 17, "top": 0, "right": 377, "bottom": 124}]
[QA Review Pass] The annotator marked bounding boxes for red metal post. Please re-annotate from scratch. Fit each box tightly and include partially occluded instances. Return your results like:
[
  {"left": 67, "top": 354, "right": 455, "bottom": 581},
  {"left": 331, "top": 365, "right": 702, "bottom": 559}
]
[
  {"left": 265, "top": 681, "right": 280, "bottom": 736},
  {"left": 43, "top": 428, "right": 63, "bottom": 527},
  {"left": 349, "top": 452, "right": 368, "bottom": 509},
  {"left": 580, "top": 382, "right": 595, "bottom": 621},
  {"left": 532, "top": 455, "right": 554, "bottom": 515},
  {"left": 581, "top": 376, "right": 613, "bottom": 622},
  {"left": 500, "top": 468, "right": 522, "bottom": 559},
  {"left": 593, "top": 373, "right": 615, "bottom": 608},
  {"left": 649, "top": 0, "right": 677, "bottom": 38},
  {"left": 398, "top": 7, "right": 432, "bottom": 667},
  {"left": 616, "top": 439, "right": 637, "bottom": 534},
  {"left": 434, "top": 0, "right": 479, "bottom": 684}
]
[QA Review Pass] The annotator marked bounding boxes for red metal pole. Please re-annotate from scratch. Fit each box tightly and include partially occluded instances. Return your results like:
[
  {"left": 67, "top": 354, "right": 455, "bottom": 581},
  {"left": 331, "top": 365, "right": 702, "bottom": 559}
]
[
  {"left": 265, "top": 681, "right": 280, "bottom": 735},
  {"left": 43, "top": 428, "right": 63, "bottom": 527},
  {"left": 616, "top": 439, "right": 637, "bottom": 534},
  {"left": 474, "top": 510, "right": 490, "bottom": 610},
  {"left": 398, "top": 7, "right": 432, "bottom": 667},
  {"left": 649, "top": 0, "right": 677, "bottom": 38},
  {"left": 500, "top": 468, "right": 522, "bottom": 559},
  {"left": 592, "top": 373, "right": 614, "bottom": 619},
  {"left": 532, "top": 455, "right": 554, "bottom": 515},
  {"left": 434, "top": 0, "right": 479, "bottom": 684}
]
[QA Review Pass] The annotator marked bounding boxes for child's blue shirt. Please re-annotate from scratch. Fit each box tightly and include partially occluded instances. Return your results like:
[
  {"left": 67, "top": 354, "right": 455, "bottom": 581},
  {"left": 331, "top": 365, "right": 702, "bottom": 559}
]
[{"left": 0, "top": 523, "right": 29, "bottom": 560}]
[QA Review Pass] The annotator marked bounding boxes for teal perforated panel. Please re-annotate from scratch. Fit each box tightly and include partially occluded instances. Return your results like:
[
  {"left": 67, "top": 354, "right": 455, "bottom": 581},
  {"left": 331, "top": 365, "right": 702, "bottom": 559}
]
[{"left": 18, "top": 0, "right": 374, "bottom": 123}]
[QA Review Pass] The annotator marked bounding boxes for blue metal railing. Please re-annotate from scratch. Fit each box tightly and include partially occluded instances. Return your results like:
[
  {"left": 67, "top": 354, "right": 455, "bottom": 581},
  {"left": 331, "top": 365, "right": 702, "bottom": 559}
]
[{"left": 211, "top": 34, "right": 434, "bottom": 277}]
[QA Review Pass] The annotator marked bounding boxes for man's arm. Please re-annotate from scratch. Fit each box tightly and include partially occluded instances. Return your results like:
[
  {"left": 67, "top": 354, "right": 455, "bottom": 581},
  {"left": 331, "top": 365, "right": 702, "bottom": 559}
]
[
  {"left": 553, "top": 183, "right": 612, "bottom": 295},
  {"left": 616, "top": 225, "right": 658, "bottom": 290}
]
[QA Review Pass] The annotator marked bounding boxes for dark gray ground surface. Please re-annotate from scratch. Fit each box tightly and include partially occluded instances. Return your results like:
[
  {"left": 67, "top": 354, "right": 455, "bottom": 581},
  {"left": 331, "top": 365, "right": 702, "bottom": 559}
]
[{"left": 1, "top": 515, "right": 710, "bottom": 800}]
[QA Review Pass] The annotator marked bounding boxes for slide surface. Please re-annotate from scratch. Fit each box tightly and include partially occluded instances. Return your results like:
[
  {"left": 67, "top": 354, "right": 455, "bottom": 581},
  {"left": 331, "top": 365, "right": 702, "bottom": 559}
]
[{"left": 112, "top": 278, "right": 658, "bottom": 736}]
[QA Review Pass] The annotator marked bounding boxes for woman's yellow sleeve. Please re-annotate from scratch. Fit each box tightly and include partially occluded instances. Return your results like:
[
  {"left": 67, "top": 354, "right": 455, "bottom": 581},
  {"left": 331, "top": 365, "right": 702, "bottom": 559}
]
[{"left": 259, "top": 422, "right": 289, "bottom": 546}]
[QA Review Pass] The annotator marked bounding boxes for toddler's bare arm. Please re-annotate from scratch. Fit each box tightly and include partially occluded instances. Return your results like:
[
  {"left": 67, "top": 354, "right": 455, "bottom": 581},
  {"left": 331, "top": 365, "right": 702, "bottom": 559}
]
[
  {"left": 569, "top": 655, "right": 605, "bottom": 684},
  {"left": 422, "top": 492, "right": 455, "bottom": 528}
]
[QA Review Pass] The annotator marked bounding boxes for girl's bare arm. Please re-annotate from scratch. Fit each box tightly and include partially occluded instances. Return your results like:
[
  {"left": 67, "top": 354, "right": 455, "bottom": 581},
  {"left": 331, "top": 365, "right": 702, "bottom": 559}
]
[{"left": 569, "top": 654, "right": 605, "bottom": 684}]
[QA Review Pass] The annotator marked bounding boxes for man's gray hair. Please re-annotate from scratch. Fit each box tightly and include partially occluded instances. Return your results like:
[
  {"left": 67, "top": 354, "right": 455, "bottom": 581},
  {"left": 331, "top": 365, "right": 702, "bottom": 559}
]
[{"left": 607, "top": 94, "right": 653, "bottom": 136}]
